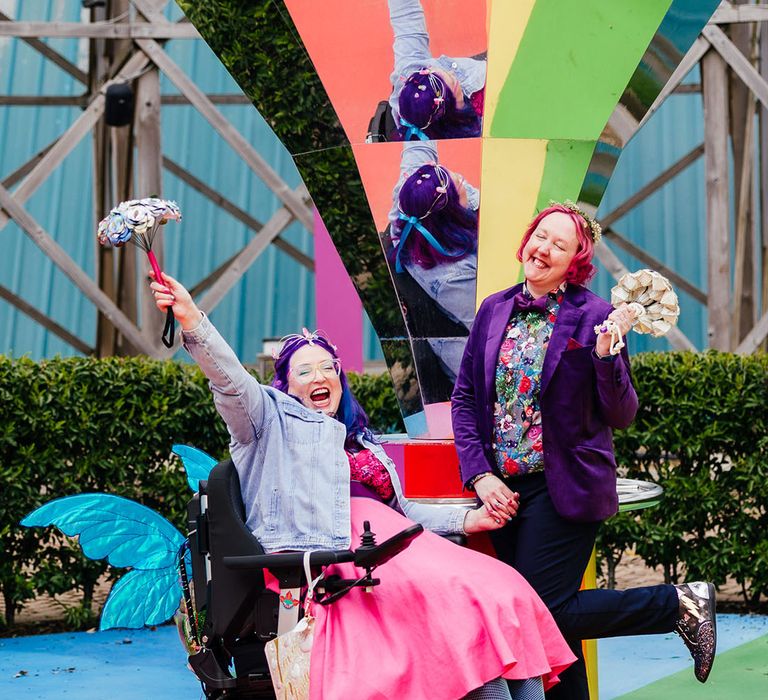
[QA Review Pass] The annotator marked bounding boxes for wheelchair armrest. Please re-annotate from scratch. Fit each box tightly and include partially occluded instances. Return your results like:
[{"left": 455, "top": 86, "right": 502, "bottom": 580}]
[
  {"left": 353, "top": 523, "right": 423, "bottom": 569},
  {"left": 223, "top": 549, "right": 356, "bottom": 570}
]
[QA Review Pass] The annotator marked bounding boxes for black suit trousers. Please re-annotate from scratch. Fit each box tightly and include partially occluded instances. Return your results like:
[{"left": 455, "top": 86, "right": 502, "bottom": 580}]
[{"left": 489, "top": 472, "right": 679, "bottom": 700}]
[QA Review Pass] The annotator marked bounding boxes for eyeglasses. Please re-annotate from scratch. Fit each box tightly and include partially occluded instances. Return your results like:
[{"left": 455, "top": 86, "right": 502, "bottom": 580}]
[{"left": 289, "top": 359, "right": 342, "bottom": 384}]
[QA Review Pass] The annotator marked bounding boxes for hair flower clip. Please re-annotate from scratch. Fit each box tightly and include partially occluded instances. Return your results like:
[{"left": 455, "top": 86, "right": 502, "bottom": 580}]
[
  {"left": 301, "top": 327, "right": 315, "bottom": 344},
  {"left": 273, "top": 329, "right": 337, "bottom": 360}
]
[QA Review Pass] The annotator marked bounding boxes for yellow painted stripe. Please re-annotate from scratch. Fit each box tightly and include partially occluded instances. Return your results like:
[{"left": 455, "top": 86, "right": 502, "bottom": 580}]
[
  {"left": 483, "top": 0, "right": 538, "bottom": 136},
  {"left": 476, "top": 138, "right": 547, "bottom": 305},
  {"left": 582, "top": 549, "right": 599, "bottom": 699}
]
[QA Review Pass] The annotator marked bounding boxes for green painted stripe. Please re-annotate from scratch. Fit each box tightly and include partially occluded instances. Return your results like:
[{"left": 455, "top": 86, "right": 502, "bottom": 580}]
[
  {"left": 491, "top": 0, "right": 672, "bottom": 140},
  {"left": 615, "top": 633, "right": 768, "bottom": 699},
  {"left": 535, "top": 139, "right": 596, "bottom": 210},
  {"left": 513, "top": 139, "right": 596, "bottom": 284}
]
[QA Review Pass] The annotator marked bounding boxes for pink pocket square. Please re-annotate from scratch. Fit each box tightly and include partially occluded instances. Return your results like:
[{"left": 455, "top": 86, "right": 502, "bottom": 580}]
[{"left": 566, "top": 338, "right": 584, "bottom": 351}]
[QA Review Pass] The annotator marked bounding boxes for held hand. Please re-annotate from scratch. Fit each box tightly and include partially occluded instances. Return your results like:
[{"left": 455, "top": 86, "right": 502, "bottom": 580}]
[
  {"left": 463, "top": 503, "right": 507, "bottom": 533},
  {"left": 148, "top": 270, "right": 202, "bottom": 331},
  {"left": 474, "top": 474, "right": 519, "bottom": 521},
  {"left": 596, "top": 303, "right": 635, "bottom": 357}
]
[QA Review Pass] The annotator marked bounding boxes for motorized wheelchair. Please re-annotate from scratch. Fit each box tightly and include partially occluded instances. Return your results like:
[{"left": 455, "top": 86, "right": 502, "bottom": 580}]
[{"left": 182, "top": 459, "right": 424, "bottom": 699}]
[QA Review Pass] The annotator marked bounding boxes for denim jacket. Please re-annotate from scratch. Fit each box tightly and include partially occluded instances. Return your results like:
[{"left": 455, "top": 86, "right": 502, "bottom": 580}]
[
  {"left": 183, "top": 315, "right": 469, "bottom": 553},
  {"left": 388, "top": 0, "right": 486, "bottom": 127}
]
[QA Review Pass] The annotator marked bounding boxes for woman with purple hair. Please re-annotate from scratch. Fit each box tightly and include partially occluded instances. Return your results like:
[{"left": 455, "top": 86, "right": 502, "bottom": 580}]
[
  {"left": 150, "top": 272, "right": 575, "bottom": 699},
  {"left": 389, "top": 0, "right": 486, "bottom": 140},
  {"left": 390, "top": 141, "right": 478, "bottom": 377}
]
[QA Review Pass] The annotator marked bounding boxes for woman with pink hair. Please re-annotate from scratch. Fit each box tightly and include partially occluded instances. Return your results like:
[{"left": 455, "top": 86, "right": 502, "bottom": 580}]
[{"left": 452, "top": 203, "right": 717, "bottom": 698}]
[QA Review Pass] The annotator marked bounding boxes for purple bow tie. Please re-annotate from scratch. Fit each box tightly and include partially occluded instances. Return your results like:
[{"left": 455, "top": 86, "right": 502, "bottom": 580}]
[{"left": 512, "top": 290, "right": 549, "bottom": 315}]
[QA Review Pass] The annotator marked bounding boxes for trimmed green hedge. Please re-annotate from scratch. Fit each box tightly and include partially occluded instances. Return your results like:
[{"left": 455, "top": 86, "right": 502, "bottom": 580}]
[
  {"left": 602, "top": 350, "right": 768, "bottom": 609},
  {"left": 1, "top": 351, "right": 766, "bottom": 629}
]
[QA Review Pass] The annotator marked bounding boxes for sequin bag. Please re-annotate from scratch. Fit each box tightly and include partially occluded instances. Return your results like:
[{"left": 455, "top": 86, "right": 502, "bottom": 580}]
[{"left": 264, "top": 552, "right": 322, "bottom": 700}]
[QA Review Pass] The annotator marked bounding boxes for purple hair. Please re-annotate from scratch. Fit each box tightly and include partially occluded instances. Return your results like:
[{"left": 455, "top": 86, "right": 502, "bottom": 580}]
[
  {"left": 397, "top": 70, "right": 480, "bottom": 141},
  {"left": 393, "top": 164, "right": 478, "bottom": 269},
  {"left": 271, "top": 333, "right": 373, "bottom": 449}
]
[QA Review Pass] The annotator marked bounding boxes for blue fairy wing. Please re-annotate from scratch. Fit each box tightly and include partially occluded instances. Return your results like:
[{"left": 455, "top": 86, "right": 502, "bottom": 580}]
[
  {"left": 100, "top": 567, "right": 182, "bottom": 630},
  {"left": 172, "top": 444, "right": 217, "bottom": 492},
  {"left": 22, "top": 494, "right": 183, "bottom": 570}
]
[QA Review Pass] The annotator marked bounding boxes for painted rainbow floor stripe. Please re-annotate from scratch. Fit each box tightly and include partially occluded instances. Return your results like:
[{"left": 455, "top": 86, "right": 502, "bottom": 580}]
[{"left": 0, "top": 614, "right": 765, "bottom": 698}]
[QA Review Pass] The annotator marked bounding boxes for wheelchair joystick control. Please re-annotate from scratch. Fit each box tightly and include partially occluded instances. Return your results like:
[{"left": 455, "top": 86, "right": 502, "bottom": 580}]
[
  {"left": 358, "top": 521, "right": 378, "bottom": 593},
  {"left": 359, "top": 520, "right": 377, "bottom": 549}
]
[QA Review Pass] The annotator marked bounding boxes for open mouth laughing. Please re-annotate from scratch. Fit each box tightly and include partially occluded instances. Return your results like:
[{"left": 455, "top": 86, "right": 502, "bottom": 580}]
[{"left": 309, "top": 387, "right": 332, "bottom": 408}]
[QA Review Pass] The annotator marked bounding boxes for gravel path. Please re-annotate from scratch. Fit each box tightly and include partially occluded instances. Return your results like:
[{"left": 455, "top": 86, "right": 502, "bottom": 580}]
[{"left": 4, "top": 553, "right": 750, "bottom": 632}]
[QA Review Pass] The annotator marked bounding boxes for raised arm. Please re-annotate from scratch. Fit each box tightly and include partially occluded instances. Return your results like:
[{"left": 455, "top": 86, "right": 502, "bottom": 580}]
[
  {"left": 388, "top": 0, "right": 432, "bottom": 115},
  {"left": 150, "top": 272, "right": 269, "bottom": 444}
]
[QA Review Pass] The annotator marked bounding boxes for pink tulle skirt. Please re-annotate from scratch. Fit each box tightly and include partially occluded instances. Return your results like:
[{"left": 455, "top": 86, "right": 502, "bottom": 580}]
[{"left": 302, "top": 498, "right": 575, "bottom": 699}]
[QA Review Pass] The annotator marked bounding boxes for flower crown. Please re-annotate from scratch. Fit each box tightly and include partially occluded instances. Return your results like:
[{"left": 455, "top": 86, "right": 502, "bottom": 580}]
[
  {"left": 401, "top": 68, "right": 447, "bottom": 128},
  {"left": 551, "top": 199, "right": 602, "bottom": 244},
  {"left": 399, "top": 162, "right": 451, "bottom": 222},
  {"left": 272, "top": 328, "right": 337, "bottom": 360}
]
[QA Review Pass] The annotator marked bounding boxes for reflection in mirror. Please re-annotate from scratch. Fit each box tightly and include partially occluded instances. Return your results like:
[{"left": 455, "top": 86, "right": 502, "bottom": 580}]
[
  {"left": 388, "top": 141, "right": 478, "bottom": 335},
  {"left": 283, "top": 0, "right": 487, "bottom": 144},
  {"left": 388, "top": 0, "right": 486, "bottom": 142},
  {"left": 292, "top": 148, "right": 436, "bottom": 428},
  {"left": 380, "top": 339, "right": 423, "bottom": 432},
  {"left": 353, "top": 138, "right": 481, "bottom": 424},
  {"left": 354, "top": 139, "right": 480, "bottom": 348},
  {"left": 412, "top": 337, "right": 467, "bottom": 396}
]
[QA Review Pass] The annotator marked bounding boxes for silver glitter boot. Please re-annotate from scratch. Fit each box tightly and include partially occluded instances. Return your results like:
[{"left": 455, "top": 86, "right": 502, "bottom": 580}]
[{"left": 674, "top": 581, "right": 717, "bottom": 683}]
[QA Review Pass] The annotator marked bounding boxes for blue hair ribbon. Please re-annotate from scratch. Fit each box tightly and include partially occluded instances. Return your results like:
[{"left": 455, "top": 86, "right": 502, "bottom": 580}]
[
  {"left": 395, "top": 213, "right": 463, "bottom": 273},
  {"left": 399, "top": 117, "right": 429, "bottom": 142}
]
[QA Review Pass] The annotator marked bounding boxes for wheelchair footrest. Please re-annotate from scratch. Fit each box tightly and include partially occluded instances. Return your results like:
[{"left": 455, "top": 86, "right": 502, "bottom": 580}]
[{"left": 188, "top": 648, "right": 237, "bottom": 690}]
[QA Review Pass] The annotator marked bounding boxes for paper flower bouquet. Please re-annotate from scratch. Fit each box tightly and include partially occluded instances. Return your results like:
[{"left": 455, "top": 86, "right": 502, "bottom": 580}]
[{"left": 98, "top": 198, "right": 182, "bottom": 348}]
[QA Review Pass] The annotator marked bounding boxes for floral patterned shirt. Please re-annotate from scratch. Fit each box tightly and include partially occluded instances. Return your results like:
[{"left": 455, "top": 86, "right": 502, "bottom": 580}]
[{"left": 493, "top": 285, "right": 565, "bottom": 477}]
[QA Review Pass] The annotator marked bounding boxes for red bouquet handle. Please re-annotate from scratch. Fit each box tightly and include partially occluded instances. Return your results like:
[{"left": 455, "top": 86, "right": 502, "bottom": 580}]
[{"left": 147, "top": 251, "right": 175, "bottom": 348}]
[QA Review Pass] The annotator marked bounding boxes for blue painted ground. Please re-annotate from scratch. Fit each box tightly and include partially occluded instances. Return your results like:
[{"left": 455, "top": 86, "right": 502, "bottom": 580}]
[
  {"left": 0, "top": 627, "right": 199, "bottom": 699},
  {"left": 598, "top": 613, "right": 768, "bottom": 699},
  {"left": 1, "top": 614, "right": 766, "bottom": 698}
]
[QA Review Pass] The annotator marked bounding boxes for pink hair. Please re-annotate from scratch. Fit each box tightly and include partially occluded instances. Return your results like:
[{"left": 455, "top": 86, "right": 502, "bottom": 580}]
[{"left": 515, "top": 204, "right": 596, "bottom": 286}]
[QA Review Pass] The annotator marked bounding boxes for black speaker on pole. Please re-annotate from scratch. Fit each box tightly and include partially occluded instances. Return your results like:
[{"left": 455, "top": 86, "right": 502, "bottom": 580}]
[{"left": 105, "top": 83, "right": 134, "bottom": 127}]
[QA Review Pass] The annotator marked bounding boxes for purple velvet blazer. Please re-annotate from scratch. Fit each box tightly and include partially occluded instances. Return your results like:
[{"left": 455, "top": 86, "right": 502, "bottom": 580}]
[{"left": 451, "top": 282, "right": 638, "bottom": 523}]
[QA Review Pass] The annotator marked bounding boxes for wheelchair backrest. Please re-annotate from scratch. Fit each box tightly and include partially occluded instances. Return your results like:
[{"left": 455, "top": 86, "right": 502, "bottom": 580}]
[{"left": 191, "top": 459, "right": 277, "bottom": 646}]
